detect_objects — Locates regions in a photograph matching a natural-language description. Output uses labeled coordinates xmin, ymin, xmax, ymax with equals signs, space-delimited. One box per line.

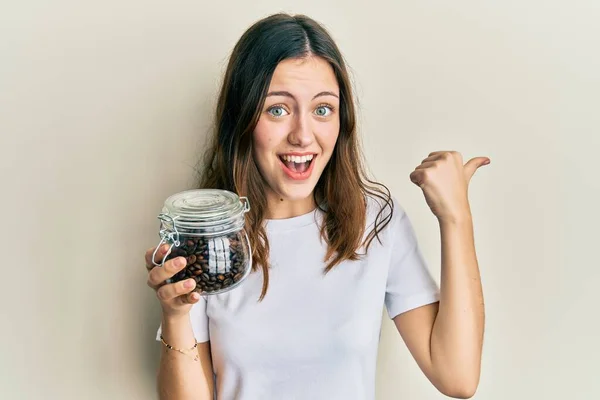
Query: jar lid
xmin=160 ymin=189 xmax=250 ymax=235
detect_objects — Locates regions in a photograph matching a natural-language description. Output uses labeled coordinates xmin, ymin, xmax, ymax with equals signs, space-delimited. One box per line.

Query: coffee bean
xmin=160 ymin=232 xmax=249 ymax=294
xmin=172 ymin=248 xmax=186 ymax=257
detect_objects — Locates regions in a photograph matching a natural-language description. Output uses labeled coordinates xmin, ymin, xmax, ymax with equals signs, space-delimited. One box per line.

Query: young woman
xmin=146 ymin=13 xmax=488 ymax=400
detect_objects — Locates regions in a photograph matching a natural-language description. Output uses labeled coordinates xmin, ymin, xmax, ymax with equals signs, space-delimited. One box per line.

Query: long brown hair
xmin=200 ymin=13 xmax=393 ymax=300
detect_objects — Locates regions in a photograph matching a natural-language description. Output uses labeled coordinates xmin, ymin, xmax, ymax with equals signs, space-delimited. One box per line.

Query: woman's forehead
xmin=268 ymin=57 xmax=339 ymax=97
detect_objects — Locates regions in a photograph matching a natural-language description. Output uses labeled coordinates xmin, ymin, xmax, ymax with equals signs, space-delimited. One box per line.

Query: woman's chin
xmin=274 ymin=184 xmax=317 ymax=203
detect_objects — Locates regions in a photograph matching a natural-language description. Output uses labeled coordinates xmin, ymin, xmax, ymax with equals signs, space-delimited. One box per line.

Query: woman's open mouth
xmin=278 ymin=154 xmax=316 ymax=180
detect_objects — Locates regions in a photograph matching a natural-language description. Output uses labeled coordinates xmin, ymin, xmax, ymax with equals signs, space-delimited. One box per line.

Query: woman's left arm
xmin=394 ymin=151 xmax=489 ymax=399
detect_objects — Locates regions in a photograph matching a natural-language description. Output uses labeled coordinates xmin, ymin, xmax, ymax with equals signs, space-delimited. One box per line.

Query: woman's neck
xmin=265 ymin=192 xmax=317 ymax=219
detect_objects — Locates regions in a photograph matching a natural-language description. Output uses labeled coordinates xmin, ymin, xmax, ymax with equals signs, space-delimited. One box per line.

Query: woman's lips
xmin=278 ymin=155 xmax=316 ymax=181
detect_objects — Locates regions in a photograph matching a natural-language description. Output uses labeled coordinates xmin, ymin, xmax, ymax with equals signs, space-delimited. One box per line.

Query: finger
xmin=145 ymin=243 xmax=171 ymax=268
xmin=415 ymin=161 xmax=437 ymax=170
xmin=427 ymin=150 xmax=453 ymax=157
xmin=156 ymin=278 xmax=197 ymax=302
xmin=421 ymin=154 xmax=444 ymax=164
xmin=464 ymin=157 xmax=490 ymax=181
xmin=177 ymin=291 xmax=201 ymax=306
xmin=409 ymin=169 xmax=426 ymax=188
xmin=147 ymin=256 xmax=187 ymax=288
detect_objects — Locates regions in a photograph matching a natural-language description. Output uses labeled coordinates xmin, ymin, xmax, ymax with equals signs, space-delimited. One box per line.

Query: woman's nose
xmin=287 ymin=114 xmax=314 ymax=147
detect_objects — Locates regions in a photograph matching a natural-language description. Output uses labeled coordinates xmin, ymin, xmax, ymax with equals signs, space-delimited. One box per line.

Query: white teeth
xmin=282 ymin=154 xmax=314 ymax=163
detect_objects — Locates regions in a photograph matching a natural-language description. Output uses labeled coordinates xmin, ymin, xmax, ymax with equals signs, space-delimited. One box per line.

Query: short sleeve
xmin=155 ymin=295 xmax=210 ymax=343
xmin=385 ymin=202 xmax=440 ymax=319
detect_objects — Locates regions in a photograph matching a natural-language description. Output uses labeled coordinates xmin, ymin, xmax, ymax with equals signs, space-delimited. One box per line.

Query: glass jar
xmin=152 ymin=189 xmax=252 ymax=295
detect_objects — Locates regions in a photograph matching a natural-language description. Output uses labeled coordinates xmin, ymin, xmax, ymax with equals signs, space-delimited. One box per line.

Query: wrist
xmin=160 ymin=312 xmax=196 ymax=347
xmin=159 ymin=313 xmax=199 ymax=361
xmin=437 ymin=206 xmax=472 ymax=225
xmin=161 ymin=311 xmax=191 ymax=326
xmin=438 ymin=213 xmax=472 ymax=224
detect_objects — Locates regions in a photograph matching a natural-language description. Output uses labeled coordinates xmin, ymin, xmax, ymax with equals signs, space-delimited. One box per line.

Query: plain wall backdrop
xmin=1 ymin=1 xmax=598 ymax=399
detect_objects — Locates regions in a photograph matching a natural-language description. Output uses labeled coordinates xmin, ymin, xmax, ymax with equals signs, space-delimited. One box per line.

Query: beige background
xmin=1 ymin=1 xmax=598 ymax=399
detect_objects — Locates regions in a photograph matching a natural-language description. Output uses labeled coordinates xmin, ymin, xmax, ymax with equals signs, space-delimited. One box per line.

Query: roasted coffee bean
xmin=162 ymin=232 xmax=250 ymax=294
xmin=171 ymin=248 xmax=186 ymax=257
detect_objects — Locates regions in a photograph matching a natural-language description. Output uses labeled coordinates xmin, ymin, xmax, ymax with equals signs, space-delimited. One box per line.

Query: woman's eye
xmin=315 ymin=105 xmax=333 ymax=117
xmin=267 ymin=106 xmax=289 ymax=118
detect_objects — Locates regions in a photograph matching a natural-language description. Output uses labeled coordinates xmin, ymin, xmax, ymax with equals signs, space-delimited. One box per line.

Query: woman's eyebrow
xmin=266 ymin=90 xmax=339 ymax=100
xmin=312 ymin=91 xmax=339 ymax=100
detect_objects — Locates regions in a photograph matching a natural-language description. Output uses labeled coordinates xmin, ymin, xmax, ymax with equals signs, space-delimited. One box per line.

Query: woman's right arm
xmin=157 ymin=315 xmax=214 ymax=399
xmin=146 ymin=245 xmax=214 ymax=400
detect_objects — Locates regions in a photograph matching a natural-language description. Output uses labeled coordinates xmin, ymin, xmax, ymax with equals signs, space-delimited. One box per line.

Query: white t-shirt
xmin=156 ymin=196 xmax=440 ymax=399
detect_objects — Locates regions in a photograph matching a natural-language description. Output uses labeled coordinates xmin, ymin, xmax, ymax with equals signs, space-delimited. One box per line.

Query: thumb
xmin=464 ymin=157 xmax=490 ymax=181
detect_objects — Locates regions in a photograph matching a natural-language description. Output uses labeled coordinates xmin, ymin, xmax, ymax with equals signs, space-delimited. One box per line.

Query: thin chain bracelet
xmin=160 ymin=334 xmax=199 ymax=362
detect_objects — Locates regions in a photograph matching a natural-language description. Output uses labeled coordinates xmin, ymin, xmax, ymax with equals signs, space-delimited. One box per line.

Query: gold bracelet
xmin=160 ymin=334 xmax=199 ymax=362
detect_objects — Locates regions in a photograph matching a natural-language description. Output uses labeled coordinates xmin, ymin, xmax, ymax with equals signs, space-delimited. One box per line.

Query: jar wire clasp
xmin=152 ymin=213 xmax=181 ymax=267
xmin=240 ymin=196 xmax=250 ymax=213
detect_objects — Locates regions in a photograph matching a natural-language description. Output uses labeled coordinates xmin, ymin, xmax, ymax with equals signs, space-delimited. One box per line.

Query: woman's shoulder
xmin=362 ymin=192 xmax=418 ymax=254
xmin=364 ymin=191 xmax=407 ymax=227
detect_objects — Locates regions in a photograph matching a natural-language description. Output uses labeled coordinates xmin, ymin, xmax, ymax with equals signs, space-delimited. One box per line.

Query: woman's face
xmin=252 ymin=56 xmax=340 ymax=212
